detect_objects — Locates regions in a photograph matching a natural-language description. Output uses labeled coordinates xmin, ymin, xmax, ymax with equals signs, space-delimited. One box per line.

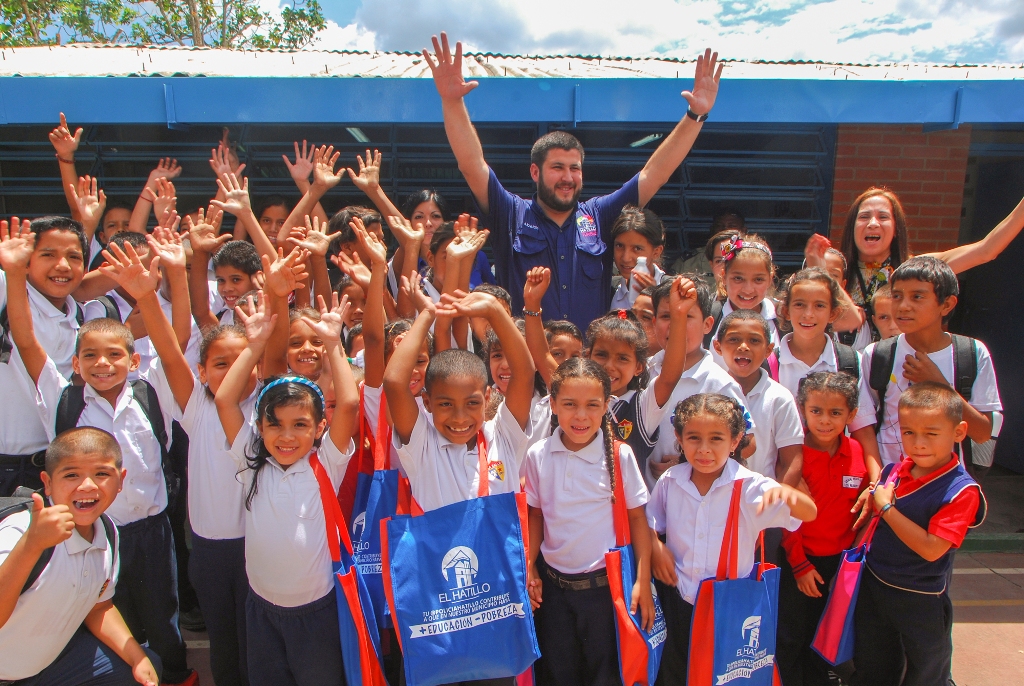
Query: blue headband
xmin=256 ymin=376 xmax=326 ymax=411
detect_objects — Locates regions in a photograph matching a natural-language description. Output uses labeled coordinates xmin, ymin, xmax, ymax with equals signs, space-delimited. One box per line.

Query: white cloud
xmin=303 ymin=0 xmax=1024 ymax=64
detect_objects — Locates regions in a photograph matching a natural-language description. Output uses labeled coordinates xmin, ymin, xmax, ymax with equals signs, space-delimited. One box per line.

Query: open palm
xmin=0 ymin=218 xmax=35 ymax=271
xmin=424 ymin=32 xmax=479 ymax=102
xmin=682 ymin=48 xmax=724 ymax=115
xmin=100 ymin=242 xmax=161 ymax=299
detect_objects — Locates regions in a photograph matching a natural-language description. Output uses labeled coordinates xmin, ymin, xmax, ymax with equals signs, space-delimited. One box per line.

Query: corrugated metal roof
xmin=0 ymin=43 xmax=1021 ymax=80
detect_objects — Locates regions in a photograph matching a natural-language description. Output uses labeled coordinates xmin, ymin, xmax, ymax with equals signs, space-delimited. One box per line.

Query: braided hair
xmin=549 ymin=357 xmax=617 ymax=498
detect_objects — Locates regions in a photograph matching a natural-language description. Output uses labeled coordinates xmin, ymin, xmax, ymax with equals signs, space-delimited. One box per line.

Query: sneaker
xmin=162 ymin=669 xmax=199 ymax=686
xmin=178 ymin=606 xmax=206 ymax=632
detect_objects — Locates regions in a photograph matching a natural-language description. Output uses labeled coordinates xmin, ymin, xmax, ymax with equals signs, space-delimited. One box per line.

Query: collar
xmin=83 ymin=380 xmax=133 ymax=416
xmin=63 ymin=517 xmax=109 ymax=556
xmin=528 ymin=197 xmax=578 ymax=231
xmin=668 ymin=456 xmax=745 ymax=495
xmin=550 ymin=427 xmax=605 ymax=464
xmin=681 ymin=349 xmax=714 ymax=380
xmin=722 ymin=298 xmax=776 ymax=321
xmin=421 ymin=278 xmax=441 ymax=302
xmin=778 ymin=333 xmax=837 ymax=369
xmin=894 ymin=453 xmax=961 ymax=496
xmin=27 ymin=281 xmax=80 ymax=328
xmin=803 ymin=434 xmax=852 ymax=462
xmin=745 ymin=368 xmax=771 ymax=399
xmin=267 ymin=452 xmax=313 ymax=475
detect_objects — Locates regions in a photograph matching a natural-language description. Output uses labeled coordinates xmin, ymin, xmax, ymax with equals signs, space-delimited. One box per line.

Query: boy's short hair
xmin=545 ymin=319 xmax=583 ymax=343
xmin=717 ymin=309 xmax=772 ymax=343
xmin=472 ymin=283 xmax=512 ymax=312
xmin=891 ymin=255 xmax=959 ymax=309
xmin=345 ymin=322 xmax=363 ymax=352
xmin=651 ymin=273 xmax=715 ymax=319
xmin=46 ymin=427 xmax=122 ymax=473
xmin=899 ymin=381 xmax=964 ymax=425
xmin=76 ymin=318 xmax=135 ymax=356
xmin=32 ymin=216 xmax=89 ymax=262
xmin=212 ymin=240 xmax=261 ymax=276
xmin=424 ymin=348 xmax=488 ymax=393
xmin=106 ymin=231 xmax=148 ymax=254
xmin=871 ymin=283 xmax=892 ymax=303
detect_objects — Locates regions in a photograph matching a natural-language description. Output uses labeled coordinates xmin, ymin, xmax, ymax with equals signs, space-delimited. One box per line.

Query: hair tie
xmin=721 ymin=235 xmax=773 ymax=262
xmin=617 ymin=309 xmax=629 ymax=320
xmin=256 ymin=376 xmax=326 ymax=412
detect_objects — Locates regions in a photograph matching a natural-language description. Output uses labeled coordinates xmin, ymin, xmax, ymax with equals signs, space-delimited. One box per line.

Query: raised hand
xmin=235 ymin=292 xmax=276 ymax=345
xmin=24 ymin=493 xmax=74 ymax=553
xmin=437 ymin=290 xmax=497 ymax=319
xmin=346 ymin=149 xmax=382 ymax=192
xmin=312 ymin=145 xmax=345 ymax=191
xmin=669 ymin=276 xmax=698 ymax=316
xmin=148 ymin=227 xmax=187 ymax=270
xmin=210 ymin=134 xmax=245 ymax=178
xmin=283 ymin=139 xmax=315 ymax=185
xmin=143 ymin=178 xmax=177 ymax=222
xmin=302 ymin=292 xmax=351 ymax=346
xmin=523 ymin=266 xmax=551 ymax=311
xmin=48 ymin=113 xmax=82 ymax=159
xmin=146 ymin=158 xmax=182 ymax=188
xmin=263 ymin=248 xmax=309 ymax=298
xmin=287 ymin=215 xmax=331 ymax=256
xmin=332 ymin=250 xmax=372 ymax=292
xmin=100 ymin=241 xmax=161 ymax=299
xmin=423 ymin=32 xmax=479 ymax=102
xmin=386 ymin=214 xmax=425 ymax=248
xmin=211 ymin=173 xmax=252 ymax=217
xmin=353 ymin=217 xmax=388 ymax=266
xmin=0 ymin=217 xmax=35 ymax=272
xmin=447 ymin=229 xmax=488 ymax=262
xmin=681 ymin=48 xmax=724 ymax=115
xmin=187 ymin=208 xmax=230 ymax=254
xmin=70 ymin=176 xmax=107 ymax=229
xmin=401 ymin=272 xmax=435 ymax=315
xmin=156 ymin=208 xmax=181 ymax=234
xmin=804 ymin=233 xmax=831 ymax=269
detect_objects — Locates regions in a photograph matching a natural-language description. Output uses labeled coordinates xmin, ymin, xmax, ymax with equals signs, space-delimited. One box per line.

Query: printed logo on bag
xmin=352 ymin=511 xmax=379 ymax=573
xmin=742 ymin=616 xmax=761 ymax=650
xmin=617 ymin=419 xmax=633 ymax=440
xmin=407 ymin=545 xmax=527 ymax=639
xmin=352 ymin=511 xmax=366 ymax=539
xmin=715 ymin=615 xmax=773 ymax=685
xmin=487 ymin=460 xmax=505 ymax=482
xmin=577 ymin=214 xmax=598 ymax=238
xmin=648 ymin=582 xmax=668 ymax=649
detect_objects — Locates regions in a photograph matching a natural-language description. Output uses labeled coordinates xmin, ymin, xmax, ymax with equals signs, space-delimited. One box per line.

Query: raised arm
xmin=424 ymin=33 xmax=490 ymax=210
xmin=146 ymin=227 xmax=193 ymax=354
xmin=286 ymin=215 xmax=332 ymax=307
xmin=384 ymin=276 xmax=436 ymax=443
xmin=186 ymin=209 xmax=232 ymax=331
xmin=49 ymin=113 xmax=83 ymax=222
xmin=260 ymin=248 xmax=310 ymax=378
xmin=0 ymin=219 xmax=47 ymax=384
xmin=652 ymin=276 xmax=696 ymax=407
xmin=522 ymin=267 xmax=558 ymax=385
xmin=303 ymin=293 xmax=360 ymax=449
xmin=386 ymin=215 xmax=426 ymax=318
xmin=930 ymin=193 xmax=1024 ymax=274
xmin=352 ymin=221 xmax=390 ymax=388
xmin=216 ymin=294 xmax=276 ymax=445
xmin=347 ymin=149 xmax=404 ymax=223
xmin=277 ymin=145 xmax=345 ymax=249
xmin=637 ymin=49 xmax=723 ymax=207
xmin=99 ymin=241 xmax=194 ymax=411
xmin=282 ymin=140 xmax=329 ymax=226
xmin=128 ymin=160 xmax=181 ymax=235
xmin=212 ymin=173 xmax=277 ymax=260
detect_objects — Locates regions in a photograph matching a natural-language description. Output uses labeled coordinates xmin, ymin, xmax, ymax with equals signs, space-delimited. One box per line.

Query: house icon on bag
xmin=742 ymin=616 xmax=761 ymax=650
xmin=442 ymin=546 xmax=479 ymax=588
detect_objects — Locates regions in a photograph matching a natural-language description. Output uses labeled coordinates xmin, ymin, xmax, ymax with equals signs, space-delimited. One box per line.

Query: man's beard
xmin=537 ymin=176 xmax=581 ymax=213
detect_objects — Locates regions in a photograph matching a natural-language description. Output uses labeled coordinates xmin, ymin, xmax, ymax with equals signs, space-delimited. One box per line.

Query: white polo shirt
xmin=229 ymin=425 xmax=355 ymax=607
xmin=647 ymin=349 xmax=664 ymax=379
xmin=862 ymin=334 xmax=1002 ymax=466
xmin=34 ymin=357 xmax=178 ymax=526
xmin=0 ymin=272 xmax=81 ymax=455
xmin=360 ymin=383 xmax=410 ymax=476
xmin=710 ymin=299 xmax=781 ymax=370
xmin=181 ymin=383 xmax=256 ymax=540
xmin=525 ymin=392 xmax=553 ymax=454
xmin=743 ymin=369 xmax=805 ymax=478
xmin=395 ymin=400 xmax=529 ymax=513
xmin=524 ymin=430 xmax=648 ymax=574
xmin=647 ymin=350 xmax=752 ymax=488
xmin=0 ymin=510 xmax=118 ymax=680
xmin=775 ymin=334 xmax=876 ymax=434
xmin=646 ymin=459 xmax=799 ymax=604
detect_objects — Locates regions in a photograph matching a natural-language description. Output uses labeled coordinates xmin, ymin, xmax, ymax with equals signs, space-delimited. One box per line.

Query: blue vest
xmin=867 ymin=460 xmax=985 ymax=593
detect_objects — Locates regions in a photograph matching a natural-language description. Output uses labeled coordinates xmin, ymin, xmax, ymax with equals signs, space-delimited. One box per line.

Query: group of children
xmin=0 ymin=125 xmax=998 ymax=686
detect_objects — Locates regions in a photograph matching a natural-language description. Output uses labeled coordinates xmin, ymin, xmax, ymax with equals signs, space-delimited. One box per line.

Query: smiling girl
xmin=609 ymin=206 xmax=667 ymax=311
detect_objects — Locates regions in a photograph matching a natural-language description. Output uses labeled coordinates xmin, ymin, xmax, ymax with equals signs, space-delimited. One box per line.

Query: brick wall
xmin=829 ymin=124 xmax=972 ymax=253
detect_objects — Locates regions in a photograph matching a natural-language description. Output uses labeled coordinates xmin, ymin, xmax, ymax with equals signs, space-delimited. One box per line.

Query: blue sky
xmin=291 ymin=0 xmax=1024 ymax=64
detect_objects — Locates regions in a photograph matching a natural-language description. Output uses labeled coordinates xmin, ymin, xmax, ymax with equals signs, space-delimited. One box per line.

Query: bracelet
xmin=522 ymin=308 xmax=542 ymax=318
xmin=879 ymin=502 xmax=894 ymax=518
xmin=685 ymin=107 xmax=709 ymax=123
xmin=55 ymin=154 xmax=75 ymax=165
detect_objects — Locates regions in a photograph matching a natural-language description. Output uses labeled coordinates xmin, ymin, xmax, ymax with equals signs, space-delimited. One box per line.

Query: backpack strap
xmin=95 ymin=295 xmax=121 ymax=322
xmin=99 ymin=513 xmax=118 ymax=576
xmin=950 ymin=334 xmax=977 ymax=403
xmin=832 ymin=337 xmax=861 ymax=383
xmin=55 ymin=385 xmax=88 ymax=437
xmin=764 ymin=350 xmax=780 ymax=382
xmin=75 ymin=303 xmax=85 ymax=327
xmin=0 ymin=305 xmax=11 ymax=364
xmin=129 ymin=379 xmax=178 ymax=500
xmin=0 ymin=490 xmax=56 ymax=594
xmin=702 ymin=299 xmax=725 ymax=349
xmin=869 ymin=337 xmax=899 ymax=429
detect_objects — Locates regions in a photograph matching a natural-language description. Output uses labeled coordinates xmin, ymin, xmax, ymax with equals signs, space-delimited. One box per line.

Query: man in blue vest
xmin=423 ymin=32 xmax=723 ymax=332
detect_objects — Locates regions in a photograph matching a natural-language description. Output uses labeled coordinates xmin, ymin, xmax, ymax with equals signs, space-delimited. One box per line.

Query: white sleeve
xmin=848 ymin=351 xmax=878 ymax=433
xmin=969 ymin=342 xmax=1002 ymax=413
xmin=138 ymin=357 xmax=185 ymax=428
xmin=228 ymin=421 xmax=256 ymax=470
xmin=745 ymin=473 xmax=801 ymax=532
xmin=394 ymin=412 xmax=431 ymax=484
xmin=0 ymin=511 xmax=29 ymax=566
xmin=318 ymin=432 xmax=356 ymax=489
xmin=362 ymin=384 xmax=383 ymax=441
xmin=717 ymin=377 xmax=757 ymax=432
xmin=645 ymin=475 xmax=668 ymax=533
xmin=617 ymin=443 xmax=650 ymax=507
xmin=493 ymin=400 xmax=531 ymax=472
xmin=33 ymin=356 xmax=69 ymax=442
xmin=637 ymin=382 xmax=669 ymax=446
xmin=773 ymin=391 xmax=805 ymax=449
xmin=81 ymin=299 xmax=109 ymax=322
xmin=523 ymin=442 xmax=543 ymax=509
xmin=99 ymin=524 xmax=119 ymax=603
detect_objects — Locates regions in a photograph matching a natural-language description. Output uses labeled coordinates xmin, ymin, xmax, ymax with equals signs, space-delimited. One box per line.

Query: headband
xmin=721 ymin=235 xmax=773 ymax=262
xmin=256 ymin=376 xmax=326 ymax=411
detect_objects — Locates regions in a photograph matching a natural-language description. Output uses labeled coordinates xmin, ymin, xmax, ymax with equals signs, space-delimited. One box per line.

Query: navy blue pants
xmin=245 ymin=587 xmax=346 ymax=686
xmin=533 ymin=561 xmax=620 ymax=686
xmin=113 ymin=511 xmax=189 ymax=683
xmin=777 ymin=552 xmax=844 ymax=686
xmin=850 ymin=570 xmax=953 ymax=686
xmin=189 ymin=535 xmax=248 ymax=686
xmin=0 ymin=453 xmax=43 ymax=496
xmin=16 ymin=627 xmax=161 ymax=686
xmin=653 ymin=579 xmax=694 ymax=686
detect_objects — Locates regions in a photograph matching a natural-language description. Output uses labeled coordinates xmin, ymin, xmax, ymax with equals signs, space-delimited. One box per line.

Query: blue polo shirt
xmin=482 ymin=168 xmax=640 ymax=331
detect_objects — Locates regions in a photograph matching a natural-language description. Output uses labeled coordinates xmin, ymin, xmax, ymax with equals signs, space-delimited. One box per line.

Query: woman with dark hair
xmin=402 ymin=188 xmax=494 ymax=290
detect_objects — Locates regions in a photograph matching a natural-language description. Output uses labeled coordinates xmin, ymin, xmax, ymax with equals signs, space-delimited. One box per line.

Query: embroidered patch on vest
xmin=617 ymin=419 xmax=633 ymax=440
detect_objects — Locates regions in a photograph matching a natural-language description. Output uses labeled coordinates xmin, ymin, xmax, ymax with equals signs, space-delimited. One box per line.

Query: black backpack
xmin=0 ymin=486 xmax=118 ymax=594
xmin=0 ymin=303 xmax=88 ymax=365
xmin=93 ymin=295 xmax=123 ymax=322
xmin=54 ymin=380 xmax=179 ymax=500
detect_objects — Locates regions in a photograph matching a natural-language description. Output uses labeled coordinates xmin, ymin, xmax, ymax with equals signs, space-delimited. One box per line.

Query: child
xmin=4 ymin=235 xmax=196 ymax=684
xmin=610 ymin=206 xmax=667 ymax=311
xmin=545 ymin=319 xmax=583 ymax=367
xmin=0 ymin=217 xmax=88 ymax=495
xmin=384 ymin=287 xmax=534 ymax=512
xmin=712 ymin=310 xmax=804 ymax=485
xmin=862 ymin=256 xmax=1001 ymax=467
xmin=88 ymin=200 xmax=134 ymax=271
xmin=775 ymin=267 xmax=882 ymax=479
xmin=645 ymin=276 xmax=753 ymax=487
xmin=215 ymin=291 xmax=360 ymax=686
xmin=524 ymin=358 xmax=653 ymax=685
xmin=0 ymin=427 xmax=160 ymax=686
xmin=648 ymin=393 xmax=817 ymax=684
xmin=777 ymin=372 xmax=868 ymax=686
xmin=190 ymin=221 xmax=263 ymax=329
xmin=851 ymin=382 xmax=985 ymax=686
xmin=632 ymin=285 xmax=660 ymax=356
xmin=869 ymin=284 xmax=901 ymax=340
xmin=709 ymin=234 xmax=781 ymax=368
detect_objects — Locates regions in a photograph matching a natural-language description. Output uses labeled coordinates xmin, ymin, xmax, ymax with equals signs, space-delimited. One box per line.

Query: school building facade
xmin=0 ymin=45 xmax=1022 ymax=469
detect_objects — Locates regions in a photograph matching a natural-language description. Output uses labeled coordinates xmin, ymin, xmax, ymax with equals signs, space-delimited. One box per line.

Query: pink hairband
xmin=721 ymin=235 xmax=773 ymax=262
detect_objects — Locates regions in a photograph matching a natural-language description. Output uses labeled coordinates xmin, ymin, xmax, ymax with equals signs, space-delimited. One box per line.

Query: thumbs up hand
xmin=24 ymin=493 xmax=75 ymax=553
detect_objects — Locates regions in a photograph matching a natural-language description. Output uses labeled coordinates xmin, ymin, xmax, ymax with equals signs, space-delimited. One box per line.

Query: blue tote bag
xmin=380 ymin=435 xmax=541 ymax=686
xmin=688 ymin=480 xmax=782 ymax=686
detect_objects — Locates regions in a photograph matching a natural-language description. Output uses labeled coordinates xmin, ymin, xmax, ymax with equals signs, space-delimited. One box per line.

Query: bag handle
xmin=611 ymin=440 xmax=630 ymax=547
xmin=715 ymin=479 xmax=745 ymax=581
xmin=311 ymin=451 xmax=355 ymax=562
xmin=373 ymin=390 xmax=393 ymax=472
xmin=860 ymin=465 xmax=901 ymax=549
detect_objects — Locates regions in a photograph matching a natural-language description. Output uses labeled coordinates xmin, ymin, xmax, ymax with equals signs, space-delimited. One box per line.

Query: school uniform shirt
xmin=360 ymin=383 xmax=412 ymax=476
xmin=34 ymin=356 xmax=179 ymax=526
xmin=775 ymin=333 xmax=876 ymax=435
xmin=743 ymin=369 xmax=805 ymax=478
xmin=609 ymin=263 xmax=667 ymax=312
xmin=710 ymin=299 xmax=781 ymax=370
xmin=0 ymin=509 xmax=119 ymax=680
xmin=647 ymin=349 xmax=664 ymax=379
xmin=886 ymin=454 xmax=980 ymax=547
xmin=781 ymin=436 xmax=868 ymax=577
xmin=182 ymin=382 xmax=257 ymax=540
xmin=646 ymin=350 xmax=753 ymax=489
xmin=611 ymin=383 xmax=671 ymax=480
xmin=228 ymin=426 xmax=355 ymax=607
xmin=0 ymin=272 xmax=81 ymax=455
xmin=394 ymin=400 xmax=529 ymax=512
xmin=646 ymin=459 xmax=800 ymax=604
xmin=524 ymin=430 xmax=648 ymax=574
xmin=862 ymin=334 xmax=1002 ymax=466
xmin=525 ymin=392 xmax=553 ymax=454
